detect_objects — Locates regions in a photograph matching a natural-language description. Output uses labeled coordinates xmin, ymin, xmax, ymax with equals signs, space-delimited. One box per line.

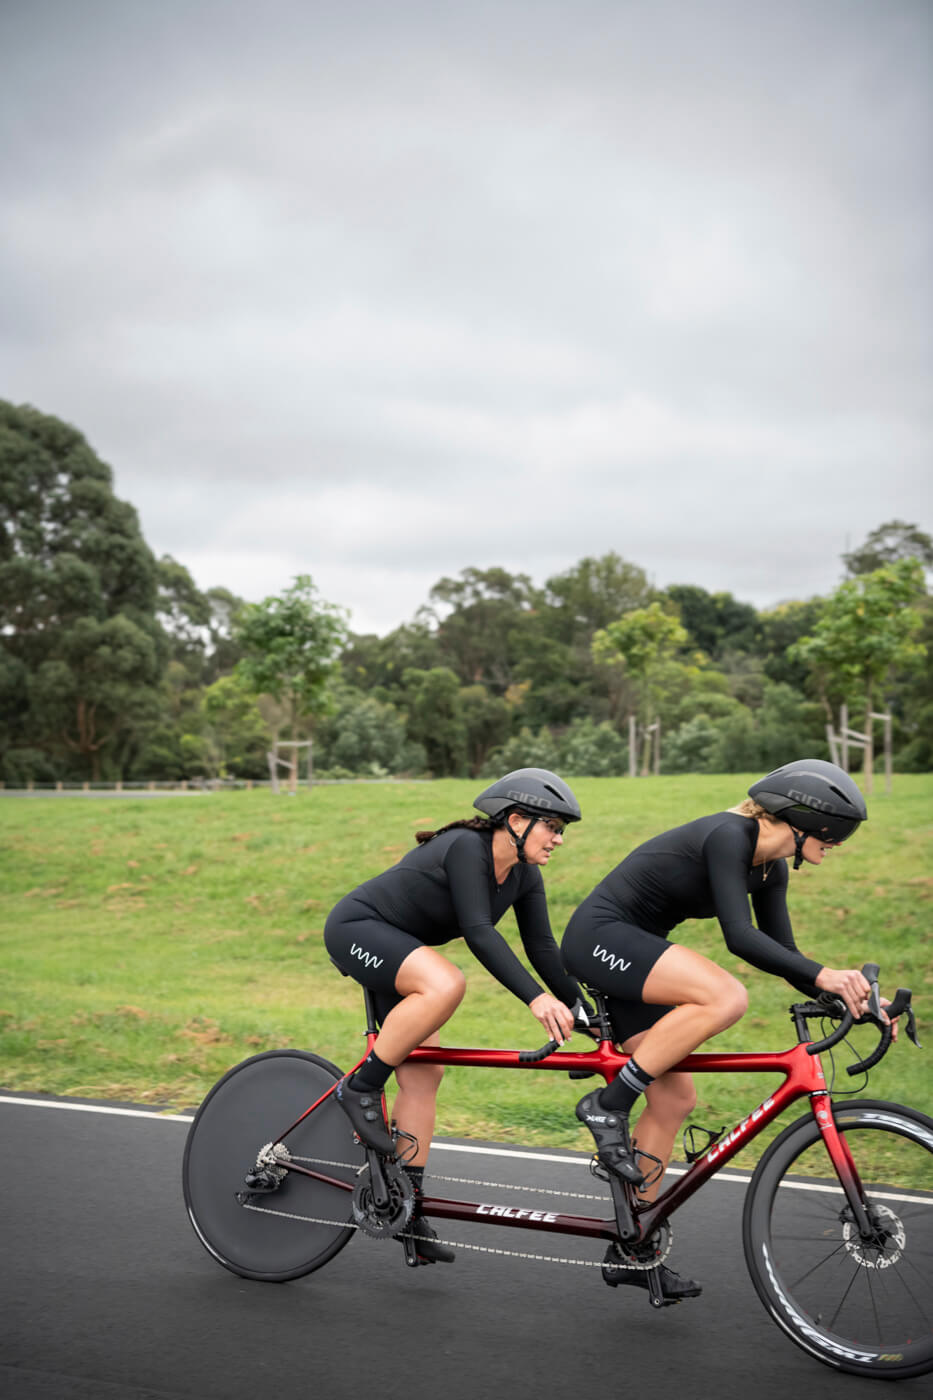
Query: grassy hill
xmin=2 ymin=774 xmax=930 ymax=1165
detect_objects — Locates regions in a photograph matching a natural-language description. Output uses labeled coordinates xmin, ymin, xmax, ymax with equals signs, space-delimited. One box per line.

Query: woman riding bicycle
xmin=324 ymin=767 xmax=586 ymax=1265
xmin=562 ymin=758 xmax=875 ymax=1302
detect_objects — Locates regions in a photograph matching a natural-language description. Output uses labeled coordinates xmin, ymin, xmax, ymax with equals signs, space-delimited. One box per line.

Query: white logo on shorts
xmin=592 ymin=944 xmax=631 ymax=974
xmin=351 ymin=943 xmax=383 ymax=970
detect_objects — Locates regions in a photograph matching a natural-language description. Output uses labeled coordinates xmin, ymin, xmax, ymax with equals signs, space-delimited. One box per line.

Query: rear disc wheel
xmin=183 ymin=1049 xmax=365 ymax=1281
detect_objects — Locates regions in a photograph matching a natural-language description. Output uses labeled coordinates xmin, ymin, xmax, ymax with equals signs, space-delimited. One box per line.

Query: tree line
xmin=1 ymin=399 xmax=930 ymax=786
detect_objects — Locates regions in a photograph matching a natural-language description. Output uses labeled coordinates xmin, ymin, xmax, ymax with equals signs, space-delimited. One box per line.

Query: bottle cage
xmin=682 ymin=1123 xmax=726 ymax=1164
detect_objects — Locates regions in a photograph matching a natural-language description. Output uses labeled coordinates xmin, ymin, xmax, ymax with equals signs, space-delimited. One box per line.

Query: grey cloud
xmin=0 ymin=0 xmax=930 ymax=636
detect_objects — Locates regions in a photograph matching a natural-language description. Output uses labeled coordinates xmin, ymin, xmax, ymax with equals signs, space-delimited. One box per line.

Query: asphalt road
xmin=0 ymin=1093 xmax=918 ymax=1399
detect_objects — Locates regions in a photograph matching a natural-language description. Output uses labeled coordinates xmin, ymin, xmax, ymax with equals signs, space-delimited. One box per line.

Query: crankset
xmin=351 ymin=1151 xmax=414 ymax=1240
xmin=606 ymin=1219 xmax=675 ymax=1310
xmin=608 ymin=1218 xmax=673 ymax=1272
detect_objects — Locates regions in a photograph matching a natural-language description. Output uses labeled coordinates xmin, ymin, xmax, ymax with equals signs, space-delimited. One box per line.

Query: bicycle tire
xmin=742 ymin=1098 xmax=933 ymax=1380
xmin=183 ymin=1049 xmax=365 ymax=1281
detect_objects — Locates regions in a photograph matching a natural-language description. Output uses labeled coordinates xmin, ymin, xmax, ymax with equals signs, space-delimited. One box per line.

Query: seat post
xmin=363 ymin=985 xmax=379 ymax=1036
xmin=583 ymin=985 xmax=615 ymax=1040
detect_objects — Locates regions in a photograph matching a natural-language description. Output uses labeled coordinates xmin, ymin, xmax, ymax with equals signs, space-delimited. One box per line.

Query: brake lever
xmin=861 ymin=961 xmax=883 ymax=1021
xmin=906 ymin=1005 xmax=922 ymax=1048
xmin=884 ymin=987 xmax=921 ymax=1047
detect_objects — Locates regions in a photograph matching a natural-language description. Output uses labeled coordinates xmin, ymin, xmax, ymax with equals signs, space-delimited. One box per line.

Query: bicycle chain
xmin=289 ymin=1154 xmax=611 ymax=1203
xmin=244 ymin=1157 xmax=669 ymax=1271
xmin=241 ymin=1199 xmax=613 ymax=1268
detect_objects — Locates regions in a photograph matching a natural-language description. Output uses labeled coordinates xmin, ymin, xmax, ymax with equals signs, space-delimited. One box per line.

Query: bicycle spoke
xmin=743 ymin=1100 xmax=933 ymax=1380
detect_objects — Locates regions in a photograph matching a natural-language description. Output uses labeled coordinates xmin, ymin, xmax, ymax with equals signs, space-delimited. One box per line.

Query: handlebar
xmin=799 ymin=962 xmax=919 ymax=1077
xmin=518 ymin=1038 xmax=562 ymax=1063
xmin=521 ymin=966 xmax=920 ymax=1075
xmin=518 ymin=1003 xmax=602 ymax=1062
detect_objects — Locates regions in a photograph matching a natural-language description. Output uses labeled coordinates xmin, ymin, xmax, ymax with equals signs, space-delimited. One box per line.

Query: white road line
xmin=0 ymin=1093 xmax=731 ymax=1176
xmin=1 ymin=1094 xmax=193 ymax=1122
xmin=3 ymin=1094 xmax=929 ymax=1204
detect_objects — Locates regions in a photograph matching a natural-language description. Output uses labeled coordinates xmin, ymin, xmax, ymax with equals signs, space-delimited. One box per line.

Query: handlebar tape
xmin=847 ymin=1020 xmax=893 ymax=1076
xmin=518 ymin=1039 xmax=561 ymax=1063
xmin=807 ymin=1006 xmax=854 ymax=1055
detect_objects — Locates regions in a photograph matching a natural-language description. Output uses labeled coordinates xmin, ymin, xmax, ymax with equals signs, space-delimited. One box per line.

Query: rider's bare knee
xmin=423 ymin=963 xmax=466 ymax=1017
xmin=717 ymin=977 xmax=748 ymax=1030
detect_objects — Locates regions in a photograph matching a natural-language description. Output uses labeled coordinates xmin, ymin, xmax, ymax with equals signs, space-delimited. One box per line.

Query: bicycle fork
xmin=810 ymin=1091 xmax=874 ymax=1238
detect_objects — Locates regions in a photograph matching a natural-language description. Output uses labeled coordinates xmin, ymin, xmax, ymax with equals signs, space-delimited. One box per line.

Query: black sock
xmin=601 ymin=1056 xmax=655 ymax=1114
xmin=349 ymin=1049 xmax=394 ymax=1092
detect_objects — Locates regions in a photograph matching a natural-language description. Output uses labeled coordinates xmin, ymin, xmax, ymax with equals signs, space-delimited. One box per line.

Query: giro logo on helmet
xmin=506 ymin=789 xmax=553 ymax=809
xmin=788 ymin=788 xmax=832 ymax=811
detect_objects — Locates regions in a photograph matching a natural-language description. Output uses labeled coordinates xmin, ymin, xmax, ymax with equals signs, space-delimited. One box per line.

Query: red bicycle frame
xmin=400 ymin=1034 xmax=863 ymax=1243
xmin=265 ymin=989 xmax=866 ymax=1249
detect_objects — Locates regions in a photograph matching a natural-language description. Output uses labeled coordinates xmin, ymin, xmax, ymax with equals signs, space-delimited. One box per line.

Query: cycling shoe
xmin=602 ymin=1244 xmax=702 ymax=1300
xmin=334 ymin=1077 xmax=395 ymax=1154
xmin=575 ymin=1091 xmax=644 ymax=1185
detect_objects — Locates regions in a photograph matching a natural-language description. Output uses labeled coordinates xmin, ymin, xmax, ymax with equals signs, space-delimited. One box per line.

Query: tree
xmin=201 ymin=674 xmax=276 ymax=778
xmin=234 ymin=575 xmax=349 ymax=790
xmin=313 ymin=685 xmax=422 ymax=776
xmin=592 ymin=603 xmax=688 ymax=773
xmin=458 ymin=683 xmax=512 ymax=777
xmin=203 ymin=586 xmax=248 ymax=682
xmin=757 ymin=598 xmax=826 ymax=690
xmin=155 ymin=555 xmax=212 ymax=681
xmin=29 ymin=614 xmax=163 ymax=779
xmin=400 ymin=667 xmax=467 ymax=777
xmin=340 ymin=616 xmax=440 ymax=703
xmin=665 ymin=584 xmax=759 ymax=657
xmin=789 ymin=560 xmax=927 ymax=791
xmin=0 ymin=400 xmax=164 ymax=779
xmin=843 ymin=520 xmax=933 ymax=578
xmin=427 ymin=566 xmax=539 ymax=692
xmin=558 ymin=716 xmax=628 ymax=776
xmin=545 ymin=553 xmax=655 ymax=642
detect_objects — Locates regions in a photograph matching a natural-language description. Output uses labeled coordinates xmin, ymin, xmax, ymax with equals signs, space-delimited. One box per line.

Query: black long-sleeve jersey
xmin=340 ymin=826 xmax=580 ymax=1006
xmin=576 ymin=811 xmax=823 ymax=992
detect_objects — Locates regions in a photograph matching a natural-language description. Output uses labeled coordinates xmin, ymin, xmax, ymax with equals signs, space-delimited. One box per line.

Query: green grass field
xmin=2 ymin=775 xmax=931 ymax=1171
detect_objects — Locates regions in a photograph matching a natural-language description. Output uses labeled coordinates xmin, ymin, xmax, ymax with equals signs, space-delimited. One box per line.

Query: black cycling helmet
xmin=748 ymin=758 xmax=867 ymax=868
xmin=474 ymin=768 xmax=581 ymax=861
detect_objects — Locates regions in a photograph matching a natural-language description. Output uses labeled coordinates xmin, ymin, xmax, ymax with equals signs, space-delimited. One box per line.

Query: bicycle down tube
xmin=402 ymin=1039 xmax=844 ymax=1242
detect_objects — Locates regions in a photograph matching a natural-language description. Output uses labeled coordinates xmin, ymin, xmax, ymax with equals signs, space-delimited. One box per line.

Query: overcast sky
xmin=1 ymin=0 xmax=931 ymax=635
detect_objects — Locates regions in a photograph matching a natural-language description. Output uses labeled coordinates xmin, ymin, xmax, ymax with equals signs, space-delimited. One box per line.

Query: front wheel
xmin=183 ymin=1049 xmax=366 ymax=1281
xmin=743 ymin=1099 xmax=933 ymax=1380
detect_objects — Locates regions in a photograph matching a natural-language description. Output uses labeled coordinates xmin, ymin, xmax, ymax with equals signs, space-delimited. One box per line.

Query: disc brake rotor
xmin=842 ymin=1202 xmax=906 ymax=1269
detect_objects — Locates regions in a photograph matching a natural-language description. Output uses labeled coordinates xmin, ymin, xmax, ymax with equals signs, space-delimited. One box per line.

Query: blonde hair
xmin=728 ymin=798 xmax=774 ymax=820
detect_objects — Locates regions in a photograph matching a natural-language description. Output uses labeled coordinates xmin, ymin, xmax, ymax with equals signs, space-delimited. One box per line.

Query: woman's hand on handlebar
xmin=815 ymin=966 xmax=873 ymax=1022
xmin=528 ymin=993 xmax=575 ymax=1045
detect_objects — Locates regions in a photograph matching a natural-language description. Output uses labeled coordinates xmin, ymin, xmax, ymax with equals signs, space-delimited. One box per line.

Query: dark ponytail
xmin=415 ymin=815 xmax=499 ymax=845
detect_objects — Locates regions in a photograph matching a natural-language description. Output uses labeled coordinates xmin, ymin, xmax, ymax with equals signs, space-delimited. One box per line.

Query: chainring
xmin=351 ymin=1160 xmax=415 ymax=1240
xmin=608 ymin=1218 xmax=673 ymax=1271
